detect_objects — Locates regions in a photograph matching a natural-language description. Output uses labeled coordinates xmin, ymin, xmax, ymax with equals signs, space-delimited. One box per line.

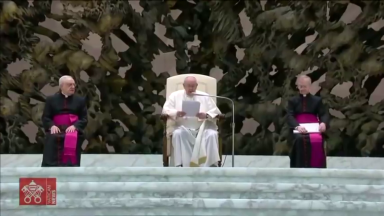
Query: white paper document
xmin=182 ymin=100 xmax=200 ymax=117
xmin=293 ymin=123 xmax=320 ymax=133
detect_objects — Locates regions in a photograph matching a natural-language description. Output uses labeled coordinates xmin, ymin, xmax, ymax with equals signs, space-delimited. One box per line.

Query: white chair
xmin=160 ymin=74 xmax=224 ymax=167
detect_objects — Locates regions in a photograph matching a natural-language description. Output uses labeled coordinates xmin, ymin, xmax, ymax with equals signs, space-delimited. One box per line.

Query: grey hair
xmin=296 ymin=74 xmax=312 ymax=84
xmin=183 ymin=76 xmax=197 ymax=83
xmin=59 ymin=75 xmax=74 ymax=87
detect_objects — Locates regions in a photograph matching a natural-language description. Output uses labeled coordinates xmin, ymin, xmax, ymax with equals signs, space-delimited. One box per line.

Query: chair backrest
xmin=166 ymin=74 xmax=217 ymax=102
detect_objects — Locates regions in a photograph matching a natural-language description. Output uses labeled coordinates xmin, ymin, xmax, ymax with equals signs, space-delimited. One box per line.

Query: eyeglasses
xmin=66 ymin=83 xmax=76 ymax=87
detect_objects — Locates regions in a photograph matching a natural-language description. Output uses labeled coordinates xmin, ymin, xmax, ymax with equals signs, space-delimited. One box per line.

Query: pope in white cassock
xmin=162 ymin=76 xmax=222 ymax=167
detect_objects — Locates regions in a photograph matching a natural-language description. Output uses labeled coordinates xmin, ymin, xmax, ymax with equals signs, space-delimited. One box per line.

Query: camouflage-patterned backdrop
xmin=1 ymin=0 xmax=383 ymax=157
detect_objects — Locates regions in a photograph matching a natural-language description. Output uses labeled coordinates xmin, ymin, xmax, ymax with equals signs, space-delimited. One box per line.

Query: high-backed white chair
xmin=161 ymin=74 xmax=224 ymax=167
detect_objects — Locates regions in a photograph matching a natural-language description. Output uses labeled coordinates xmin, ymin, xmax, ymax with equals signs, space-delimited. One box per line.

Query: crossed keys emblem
xmin=21 ymin=180 xmax=44 ymax=203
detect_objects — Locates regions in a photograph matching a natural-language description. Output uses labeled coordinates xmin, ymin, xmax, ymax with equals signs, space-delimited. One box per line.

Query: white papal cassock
xmin=162 ymin=90 xmax=221 ymax=167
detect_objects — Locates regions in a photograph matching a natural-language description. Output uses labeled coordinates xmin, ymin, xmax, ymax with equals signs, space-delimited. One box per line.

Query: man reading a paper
xmin=162 ymin=76 xmax=221 ymax=167
xmin=287 ymin=75 xmax=330 ymax=168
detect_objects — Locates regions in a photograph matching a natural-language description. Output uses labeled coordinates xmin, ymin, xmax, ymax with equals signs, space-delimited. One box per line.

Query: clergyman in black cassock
xmin=41 ymin=76 xmax=88 ymax=167
xmin=287 ymin=75 xmax=330 ymax=168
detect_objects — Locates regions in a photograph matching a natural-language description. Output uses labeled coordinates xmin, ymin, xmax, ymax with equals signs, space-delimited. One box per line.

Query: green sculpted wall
xmin=1 ymin=1 xmax=383 ymax=156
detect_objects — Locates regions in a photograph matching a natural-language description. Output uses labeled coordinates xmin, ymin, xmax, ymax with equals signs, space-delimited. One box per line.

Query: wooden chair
xmin=160 ymin=74 xmax=224 ymax=167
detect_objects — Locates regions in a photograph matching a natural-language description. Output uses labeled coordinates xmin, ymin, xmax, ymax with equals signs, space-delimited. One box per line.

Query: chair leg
xmin=163 ymin=135 xmax=169 ymax=167
xmin=218 ymin=161 xmax=222 ymax=167
xmin=163 ymin=156 xmax=169 ymax=167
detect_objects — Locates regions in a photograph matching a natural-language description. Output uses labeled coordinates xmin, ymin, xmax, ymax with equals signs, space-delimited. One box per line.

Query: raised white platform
xmin=1 ymin=167 xmax=384 ymax=216
xmin=1 ymin=154 xmax=384 ymax=169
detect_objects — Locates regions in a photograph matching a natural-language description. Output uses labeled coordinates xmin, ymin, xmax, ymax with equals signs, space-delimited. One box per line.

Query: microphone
xmin=193 ymin=93 xmax=235 ymax=167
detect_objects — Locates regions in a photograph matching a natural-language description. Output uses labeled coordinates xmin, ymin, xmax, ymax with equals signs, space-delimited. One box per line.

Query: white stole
xmin=190 ymin=120 xmax=209 ymax=167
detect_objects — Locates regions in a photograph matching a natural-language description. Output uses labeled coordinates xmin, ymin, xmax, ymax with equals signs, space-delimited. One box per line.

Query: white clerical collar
xmin=61 ymin=92 xmax=69 ymax=98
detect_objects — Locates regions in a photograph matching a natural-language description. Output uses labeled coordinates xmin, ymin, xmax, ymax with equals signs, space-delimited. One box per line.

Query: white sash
xmin=190 ymin=120 xmax=208 ymax=167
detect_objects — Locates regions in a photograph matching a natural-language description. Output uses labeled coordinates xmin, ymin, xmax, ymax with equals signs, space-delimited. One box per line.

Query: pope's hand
xmin=196 ymin=112 xmax=207 ymax=119
xmin=176 ymin=111 xmax=186 ymax=117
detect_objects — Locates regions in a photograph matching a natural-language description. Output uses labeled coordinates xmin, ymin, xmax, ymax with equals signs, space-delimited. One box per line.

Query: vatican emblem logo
xmin=20 ymin=180 xmax=44 ymax=204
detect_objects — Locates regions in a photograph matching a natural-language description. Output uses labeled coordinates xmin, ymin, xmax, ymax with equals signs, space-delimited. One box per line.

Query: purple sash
xmin=53 ymin=114 xmax=78 ymax=165
xmin=295 ymin=113 xmax=325 ymax=167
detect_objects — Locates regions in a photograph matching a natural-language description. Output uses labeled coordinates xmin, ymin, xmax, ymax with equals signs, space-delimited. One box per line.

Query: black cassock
xmin=286 ymin=94 xmax=330 ymax=168
xmin=41 ymin=92 xmax=88 ymax=167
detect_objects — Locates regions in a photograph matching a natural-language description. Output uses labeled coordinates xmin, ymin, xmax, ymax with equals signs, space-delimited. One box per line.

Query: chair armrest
xmin=160 ymin=114 xmax=168 ymax=121
xmin=216 ymin=114 xmax=225 ymax=120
